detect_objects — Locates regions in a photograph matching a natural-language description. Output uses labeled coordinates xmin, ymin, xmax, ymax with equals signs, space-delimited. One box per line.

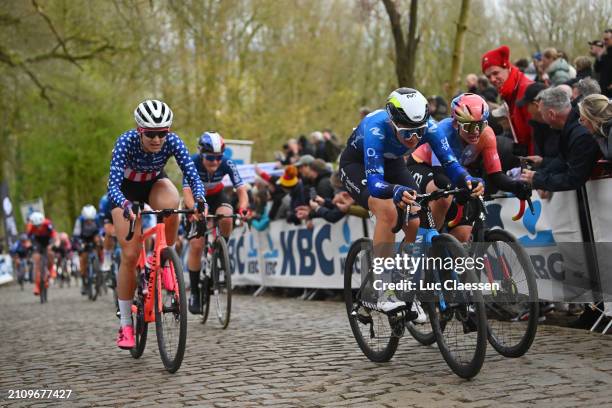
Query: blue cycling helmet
xmin=198 ymin=131 xmax=225 ymax=155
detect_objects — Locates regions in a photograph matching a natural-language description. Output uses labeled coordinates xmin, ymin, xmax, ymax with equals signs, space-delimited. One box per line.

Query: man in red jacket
xmin=482 ymin=45 xmax=535 ymax=154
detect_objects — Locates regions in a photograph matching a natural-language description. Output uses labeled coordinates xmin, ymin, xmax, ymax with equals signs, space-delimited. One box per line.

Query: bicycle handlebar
xmin=126 ymin=203 xmax=197 ymax=241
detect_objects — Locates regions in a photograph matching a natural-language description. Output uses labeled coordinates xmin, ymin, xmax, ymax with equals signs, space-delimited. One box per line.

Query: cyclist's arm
xmin=236 ymin=185 xmax=249 ymax=211
xmin=108 ymin=134 xmax=130 ymax=207
xmin=183 ymin=186 xmax=195 ymax=210
xmin=225 ymin=159 xmax=248 ymax=210
xmin=170 ymin=136 xmax=206 ymax=201
xmin=363 ymin=127 xmax=397 ymax=199
xmin=426 ymin=122 xmax=471 ymax=186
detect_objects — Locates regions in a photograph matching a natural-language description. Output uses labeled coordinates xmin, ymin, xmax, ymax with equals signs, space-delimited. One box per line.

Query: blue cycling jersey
xmin=98 ymin=194 xmax=112 ymax=219
xmin=107 ymin=130 xmax=206 ymax=207
xmin=346 ymin=109 xmax=469 ymax=198
xmin=73 ymin=216 xmax=101 ymax=240
xmin=182 ymin=154 xmax=244 ymax=196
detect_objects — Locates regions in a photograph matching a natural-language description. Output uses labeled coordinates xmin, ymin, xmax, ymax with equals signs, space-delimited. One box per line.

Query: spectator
xmin=476 ymin=75 xmax=498 ymax=103
xmin=277 ymin=165 xmax=308 ymax=225
xmin=573 ymin=56 xmax=593 ymax=80
xmin=306 ymin=171 xmax=347 ymax=223
xmin=514 ymin=58 xmax=529 ymax=73
xmin=321 ymin=128 xmax=343 ymax=162
xmin=541 ymin=48 xmax=573 ymax=86
xmin=295 ymin=154 xmax=315 ymax=180
xmin=297 ymin=134 xmax=315 ymax=157
xmin=309 ymin=131 xmax=328 ymax=161
xmin=280 ymin=138 xmax=299 ymax=165
xmin=482 ymin=45 xmax=534 ymax=155
xmin=524 ymin=51 xmax=542 ymax=82
xmin=491 ymin=104 xmax=521 ymax=171
xmin=520 ymin=87 xmax=599 ymax=191
xmin=428 ymin=96 xmax=448 ymax=121
xmin=516 ymin=82 xmax=560 ymax=165
xmin=359 ymin=106 xmax=371 ymax=119
xmin=572 ymin=77 xmax=601 ymax=104
xmin=465 ymin=73 xmax=478 ymax=93
xmin=593 ymin=29 xmax=612 ymax=97
xmin=578 ymin=94 xmax=612 ymax=160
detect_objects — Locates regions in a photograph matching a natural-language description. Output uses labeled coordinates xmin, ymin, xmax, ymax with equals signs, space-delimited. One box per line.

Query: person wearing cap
xmin=520 ymin=87 xmax=599 ymax=192
xmin=516 ymin=82 xmax=561 ymax=168
xmin=593 ymin=29 xmax=612 ymax=97
xmin=295 ymin=154 xmax=315 ymax=179
xmin=277 ymin=165 xmax=308 ymax=225
xmin=482 ymin=45 xmax=534 ymax=155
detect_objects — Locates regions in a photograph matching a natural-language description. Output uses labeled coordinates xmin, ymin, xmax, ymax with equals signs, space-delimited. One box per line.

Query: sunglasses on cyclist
xmin=391 ymin=121 xmax=427 ymax=141
xmin=458 ymin=120 xmax=487 ymax=134
xmin=138 ymin=127 xmax=169 ymax=139
xmin=204 ymin=154 xmax=223 ymax=162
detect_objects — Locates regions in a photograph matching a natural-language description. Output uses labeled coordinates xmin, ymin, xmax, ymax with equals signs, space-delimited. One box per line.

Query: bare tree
xmin=381 ymin=0 xmax=420 ymax=87
xmin=448 ymin=0 xmax=471 ymax=99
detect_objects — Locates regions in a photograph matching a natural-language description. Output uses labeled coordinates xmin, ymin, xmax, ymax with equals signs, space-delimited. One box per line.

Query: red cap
xmin=481 ymin=45 xmax=510 ymax=73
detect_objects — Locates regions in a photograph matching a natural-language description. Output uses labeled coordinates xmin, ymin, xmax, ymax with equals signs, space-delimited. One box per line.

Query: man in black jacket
xmin=520 ymin=87 xmax=599 ymax=191
xmin=593 ymin=29 xmax=612 ymax=97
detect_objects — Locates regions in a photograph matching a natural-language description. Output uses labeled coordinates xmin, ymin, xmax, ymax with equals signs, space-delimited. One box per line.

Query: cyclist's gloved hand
xmin=195 ymin=197 xmax=208 ymax=217
xmin=464 ymin=175 xmax=485 ymax=196
xmin=513 ymin=180 xmax=532 ymax=201
xmin=392 ymin=185 xmax=416 ymax=207
xmin=238 ymin=207 xmax=252 ymax=219
xmin=122 ymin=200 xmax=134 ymax=221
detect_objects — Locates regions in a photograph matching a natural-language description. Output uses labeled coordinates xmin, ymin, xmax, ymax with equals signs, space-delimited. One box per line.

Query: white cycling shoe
xmin=376 ymin=290 xmax=407 ymax=313
xmin=411 ymin=301 xmax=428 ymax=324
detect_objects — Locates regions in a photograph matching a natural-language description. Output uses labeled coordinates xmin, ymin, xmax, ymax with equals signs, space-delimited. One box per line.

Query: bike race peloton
xmin=338 ymin=88 xmax=484 ymax=314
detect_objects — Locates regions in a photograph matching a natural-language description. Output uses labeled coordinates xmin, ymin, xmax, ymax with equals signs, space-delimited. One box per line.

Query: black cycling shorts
xmin=339 ymin=147 xmax=418 ymax=210
xmin=111 ymin=171 xmax=168 ymax=209
xmin=406 ymin=163 xmax=453 ymax=194
xmin=206 ymin=190 xmax=233 ymax=214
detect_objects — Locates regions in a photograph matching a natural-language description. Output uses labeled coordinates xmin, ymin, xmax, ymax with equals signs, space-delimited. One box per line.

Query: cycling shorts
xmin=111 ymin=171 xmax=168 ymax=209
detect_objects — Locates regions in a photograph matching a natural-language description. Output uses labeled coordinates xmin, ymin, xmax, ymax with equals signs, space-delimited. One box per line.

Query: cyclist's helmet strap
xmin=198 ymin=131 xmax=225 ymax=154
xmin=451 ymin=93 xmax=490 ymax=123
xmin=386 ymin=88 xmax=430 ymax=128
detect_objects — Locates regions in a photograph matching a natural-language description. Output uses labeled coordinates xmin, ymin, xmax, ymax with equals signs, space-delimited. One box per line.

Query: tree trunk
xmin=382 ymin=0 xmax=420 ymax=87
xmin=448 ymin=0 xmax=471 ymax=100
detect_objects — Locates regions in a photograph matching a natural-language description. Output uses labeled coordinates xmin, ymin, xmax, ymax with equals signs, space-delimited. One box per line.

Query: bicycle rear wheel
xmin=479 ymin=229 xmax=538 ymax=358
xmin=40 ymin=255 xmax=48 ymax=304
xmin=91 ymin=255 xmax=102 ymax=301
xmin=427 ymin=233 xmax=487 ymax=379
xmin=154 ymin=247 xmax=187 ymax=373
xmin=212 ymin=237 xmax=231 ymax=329
xmin=343 ymin=238 xmax=399 ymax=363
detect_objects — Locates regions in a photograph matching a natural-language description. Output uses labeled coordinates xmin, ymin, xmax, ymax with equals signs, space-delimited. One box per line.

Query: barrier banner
xmin=227 ymin=224 xmax=263 ymax=286
xmin=585 ymin=177 xmax=612 ymax=301
xmin=0 ymin=254 xmax=14 ymax=286
xmin=1 ymin=182 xmax=18 ymax=248
xmin=257 ymin=216 xmax=363 ymax=288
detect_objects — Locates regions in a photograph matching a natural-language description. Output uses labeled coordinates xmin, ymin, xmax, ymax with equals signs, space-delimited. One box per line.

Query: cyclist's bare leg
xmin=149 ymin=178 xmax=180 ymax=246
xmin=425 ymin=180 xmax=452 ymax=229
xmin=401 ymin=217 xmax=420 ymax=243
xmin=450 ymin=225 xmax=473 ymax=243
xmin=79 ymin=252 xmax=88 ymax=277
xmin=112 ymin=207 xmax=141 ymax=300
xmin=32 ymin=251 xmax=41 ymax=293
xmin=187 ymin=236 xmax=205 ymax=272
xmin=216 ymin=204 xmax=233 ymax=239
xmin=103 ymin=223 xmax=115 ymax=251
xmin=368 ymin=197 xmax=398 ymax=259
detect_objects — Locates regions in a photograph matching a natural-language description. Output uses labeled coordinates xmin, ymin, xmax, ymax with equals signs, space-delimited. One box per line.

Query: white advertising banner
xmin=227 ymin=224 xmax=263 ymax=286
xmin=0 ymin=255 xmax=14 ymax=286
xmin=19 ymin=198 xmax=45 ymax=223
xmin=585 ymin=177 xmax=612 ymax=300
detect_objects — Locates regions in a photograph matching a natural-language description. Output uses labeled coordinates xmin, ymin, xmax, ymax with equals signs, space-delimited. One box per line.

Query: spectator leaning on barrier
xmin=520 ymin=87 xmax=600 ymax=191
xmin=322 ymin=128 xmax=343 ymax=162
xmin=578 ymin=94 xmax=612 ymax=160
xmin=278 ymin=165 xmax=308 ymax=225
xmin=482 ymin=45 xmax=534 ymax=155
xmin=295 ymin=154 xmax=315 ymax=180
xmin=593 ymin=29 xmax=612 ymax=97
xmin=517 ymin=82 xmax=561 ymax=166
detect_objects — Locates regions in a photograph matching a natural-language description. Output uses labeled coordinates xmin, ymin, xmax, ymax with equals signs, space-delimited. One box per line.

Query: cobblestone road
xmin=1 ymin=282 xmax=611 ymax=407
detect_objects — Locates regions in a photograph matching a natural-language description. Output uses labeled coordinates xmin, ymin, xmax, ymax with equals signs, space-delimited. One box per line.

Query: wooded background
xmin=1 ymin=0 xmax=610 ymax=230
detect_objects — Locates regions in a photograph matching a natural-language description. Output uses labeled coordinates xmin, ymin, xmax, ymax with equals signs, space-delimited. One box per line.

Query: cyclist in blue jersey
xmin=183 ymin=131 xmax=250 ymax=314
xmin=339 ymin=88 xmax=484 ymax=313
xmin=73 ymin=205 xmax=102 ymax=294
xmin=107 ymin=99 xmax=207 ymax=350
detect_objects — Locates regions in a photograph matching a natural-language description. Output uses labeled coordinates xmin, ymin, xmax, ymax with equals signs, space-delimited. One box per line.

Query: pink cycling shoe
xmin=116 ymin=325 xmax=135 ymax=349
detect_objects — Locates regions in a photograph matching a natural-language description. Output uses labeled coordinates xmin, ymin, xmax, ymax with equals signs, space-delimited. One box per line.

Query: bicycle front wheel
xmin=343 ymin=238 xmax=399 ymax=363
xmin=154 ymin=247 xmax=187 ymax=373
xmin=91 ymin=255 xmax=102 ymax=301
xmin=212 ymin=237 xmax=232 ymax=329
xmin=427 ymin=233 xmax=487 ymax=379
xmin=480 ymin=229 xmax=539 ymax=358
xmin=130 ymin=273 xmax=148 ymax=359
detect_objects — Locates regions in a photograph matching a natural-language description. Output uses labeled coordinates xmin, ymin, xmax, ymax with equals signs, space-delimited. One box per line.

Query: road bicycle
xmin=126 ymin=203 xmax=194 ymax=373
xmin=344 ymin=187 xmax=487 ymax=379
xmin=82 ymin=241 xmax=104 ymax=301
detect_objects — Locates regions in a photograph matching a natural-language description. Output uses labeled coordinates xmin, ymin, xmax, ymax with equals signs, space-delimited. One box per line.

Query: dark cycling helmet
xmin=385 ymin=88 xmax=430 ymax=128
xmin=198 ymin=131 xmax=225 ymax=155
xmin=134 ymin=99 xmax=173 ymax=128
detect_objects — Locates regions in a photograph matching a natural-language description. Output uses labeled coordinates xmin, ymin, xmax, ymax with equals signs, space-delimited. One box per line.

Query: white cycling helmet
xmin=134 ymin=99 xmax=173 ymax=128
xmin=81 ymin=204 xmax=97 ymax=220
xmin=29 ymin=211 xmax=44 ymax=226
xmin=385 ymin=88 xmax=430 ymax=128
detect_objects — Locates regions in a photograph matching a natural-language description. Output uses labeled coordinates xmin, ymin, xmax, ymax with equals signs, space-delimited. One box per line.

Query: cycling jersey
xmin=411 ymin=118 xmax=502 ymax=175
xmin=10 ymin=241 xmax=31 ymax=258
xmin=183 ymin=154 xmax=244 ymax=197
xmin=344 ymin=109 xmax=469 ymax=199
xmin=26 ymin=220 xmax=57 ymax=240
xmin=98 ymin=194 xmax=112 ymax=221
xmin=73 ymin=216 xmax=101 ymax=241
xmin=107 ymin=130 xmax=206 ymax=207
